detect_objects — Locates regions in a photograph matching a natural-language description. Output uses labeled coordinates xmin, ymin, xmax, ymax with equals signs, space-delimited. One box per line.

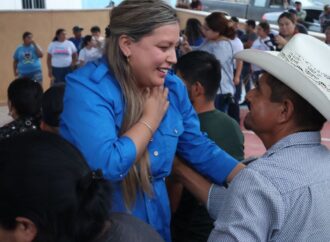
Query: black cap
xmin=72 ymin=26 xmax=84 ymax=32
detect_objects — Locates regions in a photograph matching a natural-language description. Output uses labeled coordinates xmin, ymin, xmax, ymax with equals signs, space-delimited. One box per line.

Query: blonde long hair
xmin=106 ymin=0 xmax=178 ymax=208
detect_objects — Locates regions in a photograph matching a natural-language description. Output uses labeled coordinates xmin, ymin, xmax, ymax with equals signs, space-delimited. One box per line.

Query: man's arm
xmin=234 ymin=59 xmax=243 ymax=85
xmin=207 ymin=168 xmax=284 ymax=242
xmin=172 ymin=157 xmax=213 ymax=205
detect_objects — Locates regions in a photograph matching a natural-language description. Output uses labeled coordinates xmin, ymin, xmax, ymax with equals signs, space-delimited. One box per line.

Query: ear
xmin=194 ymin=81 xmax=205 ymax=97
xmin=14 ymin=217 xmax=37 ymax=242
xmin=118 ymin=34 xmax=133 ymax=57
xmin=278 ymin=99 xmax=295 ymax=123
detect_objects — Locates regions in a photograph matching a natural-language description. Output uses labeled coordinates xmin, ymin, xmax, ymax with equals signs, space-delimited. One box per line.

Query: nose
xmin=167 ymin=47 xmax=177 ymax=65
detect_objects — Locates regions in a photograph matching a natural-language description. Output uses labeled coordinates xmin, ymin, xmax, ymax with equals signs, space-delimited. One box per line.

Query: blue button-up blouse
xmin=60 ymin=60 xmax=238 ymax=242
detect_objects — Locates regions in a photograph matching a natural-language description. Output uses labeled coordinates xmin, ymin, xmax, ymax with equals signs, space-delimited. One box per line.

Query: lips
xmin=157 ymin=67 xmax=171 ymax=75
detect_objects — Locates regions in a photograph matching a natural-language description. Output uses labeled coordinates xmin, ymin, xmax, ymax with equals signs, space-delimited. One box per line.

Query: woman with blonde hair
xmin=60 ymin=1 xmax=244 ymax=241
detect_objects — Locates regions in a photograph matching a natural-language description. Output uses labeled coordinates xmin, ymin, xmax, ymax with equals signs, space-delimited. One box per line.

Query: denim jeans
xmin=215 ymin=93 xmax=234 ymax=114
xmin=52 ymin=66 xmax=72 ymax=84
xmin=20 ymin=70 xmax=43 ymax=83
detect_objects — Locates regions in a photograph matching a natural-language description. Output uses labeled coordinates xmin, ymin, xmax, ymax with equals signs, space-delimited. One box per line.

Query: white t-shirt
xmin=230 ymin=37 xmax=244 ymax=69
xmin=251 ymin=37 xmax=273 ymax=72
xmin=78 ymin=47 xmax=102 ymax=65
xmin=48 ymin=40 xmax=77 ymax=68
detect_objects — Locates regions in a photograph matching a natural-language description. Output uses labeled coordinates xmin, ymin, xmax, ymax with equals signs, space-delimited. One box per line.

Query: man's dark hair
xmin=90 ymin=25 xmax=101 ymax=33
xmin=8 ymin=78 xmax=43 ymax=117
xmin=175 ymin=51 xmax=221 ymax=101
xmin=42 ymin=84 xmax=65 ymax=127
xmin=266 ymin=74 xmax=326 ymax=131
xmin=22 ymin=31 xmax=32 ymax=40
xmin=246 ymin=19 xmax=256 ymax=29
xmin=258 ymin=21 xmax=270 ymax=33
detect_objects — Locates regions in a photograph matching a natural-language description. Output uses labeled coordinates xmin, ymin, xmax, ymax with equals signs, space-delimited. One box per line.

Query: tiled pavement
xmin=1 ymin=105 xmax=329 ymax=159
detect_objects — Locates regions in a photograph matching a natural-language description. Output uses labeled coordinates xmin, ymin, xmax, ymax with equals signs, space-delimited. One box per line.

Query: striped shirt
xmin=207 ymin=131 xmax=330 ymax=242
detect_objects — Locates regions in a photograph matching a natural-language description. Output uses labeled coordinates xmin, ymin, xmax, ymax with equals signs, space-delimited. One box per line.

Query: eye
xmin=158 ymin=46 xmax=169 ymax=52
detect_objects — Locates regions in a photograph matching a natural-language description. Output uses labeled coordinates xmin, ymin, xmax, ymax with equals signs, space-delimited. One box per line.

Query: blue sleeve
xmin=60 ymin=74 xmax=137 ymax=181
xmin=174 ymin=77 xmax=238 ymax=184
xmin=207 ymin=168 xmax=284 ymax=242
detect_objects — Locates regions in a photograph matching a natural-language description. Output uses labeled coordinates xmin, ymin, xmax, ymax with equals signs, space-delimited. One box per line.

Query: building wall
xmin=0 ymin=8 xmax=324 ymax=104
xmin=46 ymin=0 xmax=82 ymax=9
xmin=0 ymin=0 xmax=81 ymax=10
xmin=0 ymin=0 xmax=22 ymax=10
xmin=0 ymin=9 xmax=111 ymax=104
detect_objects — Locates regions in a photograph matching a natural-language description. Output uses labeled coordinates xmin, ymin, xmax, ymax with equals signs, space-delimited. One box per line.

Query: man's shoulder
xmin=247 ymin=143 xmax=330 ymax=194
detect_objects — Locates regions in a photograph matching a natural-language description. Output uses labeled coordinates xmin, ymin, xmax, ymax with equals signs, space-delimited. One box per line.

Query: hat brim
xmin=235 ymin=49 xmax=330 ymax=120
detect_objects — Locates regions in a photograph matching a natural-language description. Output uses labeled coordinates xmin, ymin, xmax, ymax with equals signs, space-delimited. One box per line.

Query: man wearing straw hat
xmin=172 ymin=34 xmax=330 ymax=241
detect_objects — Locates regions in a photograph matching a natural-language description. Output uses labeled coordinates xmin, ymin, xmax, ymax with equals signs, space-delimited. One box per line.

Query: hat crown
xmin=278 ymin=34 xmax=330 ymax=100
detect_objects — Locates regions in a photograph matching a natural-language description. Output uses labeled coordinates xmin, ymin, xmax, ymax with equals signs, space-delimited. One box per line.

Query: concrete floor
xmin=0 ymin=105 xmax=12 ymax=126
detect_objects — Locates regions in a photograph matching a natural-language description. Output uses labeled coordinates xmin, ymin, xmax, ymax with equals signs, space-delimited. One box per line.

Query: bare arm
xmin=47 ymin=53 xmax=52 ymax=78
xmin=13 ymin=60 xmax=18 ymax=77
xmin=32 ymin=41 xmax=43 ymax=58
xmin=234 ymin=59 xmax=243 ymax=85
xmin=166 ymin=176 xmax=184 ymax=213
xmin=172 ymin=156 xmax=212 ymax=205
xmin=71 ymin=52 xmax=78 ymax=68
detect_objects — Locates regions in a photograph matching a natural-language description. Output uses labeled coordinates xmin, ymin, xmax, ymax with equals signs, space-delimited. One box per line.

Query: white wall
xmin=46 ymin=0 xmax=82 ymax=9
xmin=0 ymin=0 xmax=22 ymax=10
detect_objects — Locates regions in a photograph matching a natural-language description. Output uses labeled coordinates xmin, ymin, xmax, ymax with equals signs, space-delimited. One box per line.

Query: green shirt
xmin=171 ymin=109 xmax=244 ymax=242
xmin=198 ymin=109 xmax=244 ymax=161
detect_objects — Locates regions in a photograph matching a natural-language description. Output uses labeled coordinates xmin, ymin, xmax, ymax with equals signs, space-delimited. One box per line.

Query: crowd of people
xmin=13 ymin=25 xmax=106 ymax=85
xmin=1 ymin=0 xmax=330 ymax=242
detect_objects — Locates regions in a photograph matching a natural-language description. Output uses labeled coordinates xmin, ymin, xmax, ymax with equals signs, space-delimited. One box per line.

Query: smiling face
xmin=126 ymin=23 xmax=180 ymax=88
xmin=278 ymin=17 xmax=295 ymax=37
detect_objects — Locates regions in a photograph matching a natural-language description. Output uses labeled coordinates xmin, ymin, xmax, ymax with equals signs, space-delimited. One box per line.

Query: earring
xmin=126 ymin=55 xmax=130 ymax=63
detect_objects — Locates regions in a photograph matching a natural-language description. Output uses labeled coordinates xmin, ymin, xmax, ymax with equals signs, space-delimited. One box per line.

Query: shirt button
xmin=174 ymin=129 xmax=178 ymax=134
xmin=153 ymin=150 xmax=159 ymax=157
xmin=120 ymin=174 xmax=123 ymax=178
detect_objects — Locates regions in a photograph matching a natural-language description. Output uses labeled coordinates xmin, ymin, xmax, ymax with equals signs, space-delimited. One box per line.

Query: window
xmin=254 ymin=0 xmax=267 ymax=7
xmin=22 ymin=0 xmax=45 ymax=9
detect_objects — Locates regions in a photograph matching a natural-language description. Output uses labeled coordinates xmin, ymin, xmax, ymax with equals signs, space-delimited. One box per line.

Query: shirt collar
xmin=264 ymin=131 xmax=321 ymax=157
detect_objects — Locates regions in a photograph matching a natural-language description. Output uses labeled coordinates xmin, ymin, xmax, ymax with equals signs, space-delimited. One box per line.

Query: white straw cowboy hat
xmin=235 ymin=34 xmax=330 ymax=120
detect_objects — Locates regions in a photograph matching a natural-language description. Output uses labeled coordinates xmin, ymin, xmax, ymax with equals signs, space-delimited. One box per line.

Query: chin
xmin=243 ymin=116 xmax=253 ymax=131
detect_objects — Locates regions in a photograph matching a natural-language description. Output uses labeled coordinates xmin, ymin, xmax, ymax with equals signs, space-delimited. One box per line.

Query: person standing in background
xmin=319 ymin=5 xmax=330 ymax=33
xmin=47 ymin=29 xmax=77 ymax=84
xmin=13 ymin=32 xmax=43 ymax=83
xmin=294 ymin=1 xmax=306 ymax=22
xmin=78 ymin=35 xmax=103 ymax=67
xmin=69 ymin=25 xmax=84 ymax=53
xmin=90 ymin=25 xmax=105 ymax=51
